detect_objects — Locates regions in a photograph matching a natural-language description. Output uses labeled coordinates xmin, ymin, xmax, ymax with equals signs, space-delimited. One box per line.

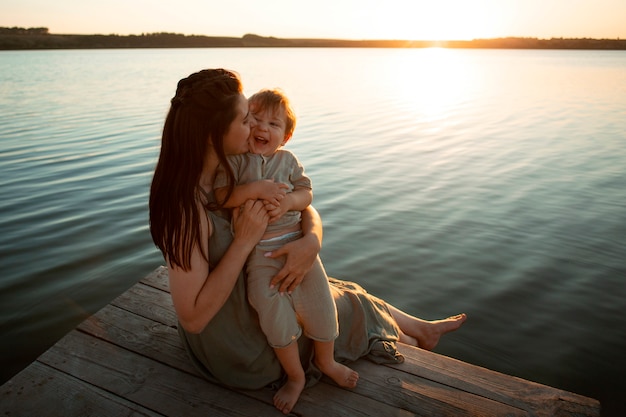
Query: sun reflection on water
xmin=376 ymin=48 xmax=482 ymax=125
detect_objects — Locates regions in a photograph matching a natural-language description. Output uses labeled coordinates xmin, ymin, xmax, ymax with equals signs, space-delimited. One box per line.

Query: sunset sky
xmin=2 ymin=0 xmax=625 ymax=41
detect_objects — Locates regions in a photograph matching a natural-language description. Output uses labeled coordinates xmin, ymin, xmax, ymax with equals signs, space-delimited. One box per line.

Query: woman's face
xmin=223 ymin=94 xmax=254 ymax=155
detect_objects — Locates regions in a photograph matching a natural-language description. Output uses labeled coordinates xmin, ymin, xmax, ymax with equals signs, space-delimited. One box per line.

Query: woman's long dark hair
xmin=149 ymin=69 xmax=241 ymax=270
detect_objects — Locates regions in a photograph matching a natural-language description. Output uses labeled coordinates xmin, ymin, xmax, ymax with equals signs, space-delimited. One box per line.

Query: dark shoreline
xmin=1 ymin=28 xmax=625 ymax=50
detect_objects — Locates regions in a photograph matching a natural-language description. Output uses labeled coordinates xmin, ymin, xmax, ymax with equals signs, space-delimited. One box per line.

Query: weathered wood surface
xmin=1 ymin=266 xmax=600 ymax=416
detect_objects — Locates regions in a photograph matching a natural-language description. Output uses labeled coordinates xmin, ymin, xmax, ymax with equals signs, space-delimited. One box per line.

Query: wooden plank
xmin=238 ymin=381 xmax=421 ymax=417
xmin=110 ymin=282 xmax=177 ymax=327
xmin=348 ymin=358 xmax=528 ymax=417
xmin=391 ymin=344 xmax=600 ymax=417
xmin=38 ymin=330 xmax=279 ymax=417
xmin=77 ymin=304 xmax=196 ymax=375
xmin=140 ymin=265 xmax=169 ymax=291
xmin=0 ymin=361 xmax=162 ymax=417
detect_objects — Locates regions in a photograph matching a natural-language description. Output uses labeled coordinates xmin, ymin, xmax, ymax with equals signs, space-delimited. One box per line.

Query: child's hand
xmin=255 ymin=180 xmax=288 ymax=206
xmin=263 ymin=200 xmax=290 ymax=224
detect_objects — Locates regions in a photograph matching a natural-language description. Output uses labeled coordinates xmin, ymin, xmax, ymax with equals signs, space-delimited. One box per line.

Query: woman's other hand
xmin=231 ymin=199 xmax=268 ymax=251
xmin=267 ymin=231 xmax=320 ymax=294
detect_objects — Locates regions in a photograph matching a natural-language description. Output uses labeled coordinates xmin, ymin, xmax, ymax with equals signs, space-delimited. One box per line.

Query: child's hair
xmin=248 ymin=89 xmax=296 ymax=137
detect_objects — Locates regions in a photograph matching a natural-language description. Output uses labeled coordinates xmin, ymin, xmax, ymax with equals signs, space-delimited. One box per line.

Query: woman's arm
xmin=267 ymin=205 xmax=323 ymax=293
xmin=168 ymin=199 xmax=268 ymax=333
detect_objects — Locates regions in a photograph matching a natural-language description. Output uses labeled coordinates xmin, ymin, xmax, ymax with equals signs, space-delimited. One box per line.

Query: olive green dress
xmin=178 ymin=210 xmax=403 ymax=390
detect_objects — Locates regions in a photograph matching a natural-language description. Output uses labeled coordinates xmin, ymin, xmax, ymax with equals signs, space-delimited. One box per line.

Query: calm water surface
xmin=1 ymin=48 xmax=625 ymax=415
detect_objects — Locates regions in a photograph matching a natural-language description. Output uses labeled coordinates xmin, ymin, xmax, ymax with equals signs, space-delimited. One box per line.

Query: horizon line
xmin=1 ymin=26 xmax=623 ymax=42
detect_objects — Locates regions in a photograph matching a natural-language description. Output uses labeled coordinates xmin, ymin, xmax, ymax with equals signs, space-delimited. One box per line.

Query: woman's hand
xmin=266 ymin=205 xmax=322 ymax=293
xmin=231 ymin=199 xmax=269 ymax=251
xmin=266 ymin=233 xmax=320 ymax=293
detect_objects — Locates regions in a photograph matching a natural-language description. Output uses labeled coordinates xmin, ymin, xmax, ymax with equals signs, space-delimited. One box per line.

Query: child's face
xmin=248 ymin=105 xmax=291 ymax=156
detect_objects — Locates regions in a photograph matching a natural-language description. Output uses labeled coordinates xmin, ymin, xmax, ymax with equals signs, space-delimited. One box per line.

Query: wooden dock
xmin=1 ymin=266 xmax=600 ymax=416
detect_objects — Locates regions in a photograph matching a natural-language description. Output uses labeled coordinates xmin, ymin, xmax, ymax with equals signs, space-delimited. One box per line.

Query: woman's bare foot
xmin=316 ymin=360 xmax=359 ymax=388
xmin=389 ymin=306 xmax=467 ymax=351
xmin=273 ymin=377 xmax=305 ymax=415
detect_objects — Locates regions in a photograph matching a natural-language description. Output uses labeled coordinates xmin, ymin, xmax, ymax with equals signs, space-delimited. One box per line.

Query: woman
xmin=149 ymin=69 xmax=466 ymax=415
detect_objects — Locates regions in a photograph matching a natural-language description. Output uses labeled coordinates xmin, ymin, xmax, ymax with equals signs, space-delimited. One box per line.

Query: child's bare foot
xmin=316 ymin=360 xmax=359 ymax=388
xmin=273 ymin=377 xmax=305 ymax=415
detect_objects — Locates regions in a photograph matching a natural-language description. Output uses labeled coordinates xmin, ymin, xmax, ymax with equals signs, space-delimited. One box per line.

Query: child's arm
xmin=284 ymin=187 xmax=312 ymax=212
xmin=215 ymin=180 xmax=289 ymax=209
xmin=265 ymin=151 xmax=313 ymax=223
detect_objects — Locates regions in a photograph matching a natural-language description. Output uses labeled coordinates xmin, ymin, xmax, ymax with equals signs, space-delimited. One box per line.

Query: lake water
xmin=1 ymin=47 xmax=625 ymax=415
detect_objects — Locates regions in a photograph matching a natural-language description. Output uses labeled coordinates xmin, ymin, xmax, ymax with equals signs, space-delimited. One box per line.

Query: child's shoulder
xmin=274 ymin=148 xmax=298 ymax=159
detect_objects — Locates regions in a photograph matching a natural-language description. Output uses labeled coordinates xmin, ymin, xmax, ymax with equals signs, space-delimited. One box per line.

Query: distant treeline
xmin=1 ymin=27 xmax=625 ymax=50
